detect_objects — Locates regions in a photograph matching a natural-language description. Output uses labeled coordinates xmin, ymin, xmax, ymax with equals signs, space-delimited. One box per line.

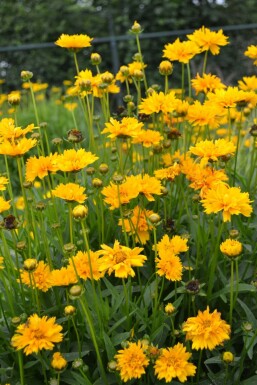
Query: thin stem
xmin=229 ymin=260 xmax=234 ymax=326
xmin=17 ymin=350 xmax=25 ymax=385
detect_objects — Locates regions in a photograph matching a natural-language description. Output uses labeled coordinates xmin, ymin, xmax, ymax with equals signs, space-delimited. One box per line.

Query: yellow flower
xmin=201 ymin=183 xmax=253 ymax=222
xmin=50 ymin=266 xmax=77 ymax=287
xmin=98 ymin=240 xmax=146 ymax=278
xmin=130 ymin=174 xmax=163 ymax=201
xmin=154 ymin=343 xmax=196 ymax=383
xmin=156 ymin=252 xmax=183 ymax=281
xmin=52 ymin=183 xmax=87 ymax=203
xmin=0 ymin=256 xmax=4 ymax=270
xmin=132 ymin=129 xmax=163 ymax=147
xmin=0 ymin=120 xmax=35 ymax=140
xmin=220 ymin=239 xmax=243 ymax=258
xmin=51 ymin=352 xmax=68 ymax=371
xmin=25 ymin=153 xmax=59 ymax=182
xmin=118 ymin=205 xmax=154 ymax=244
xmin=0 ymin=137 xmax=37 ymax=157
xmin=15 ymin=196 xmax=25 ymax=211
xmin=0 ymin=175 xmax=8 ymax=191
xmin=102 ymin=117 xmax=143 ymax=139
xmin=244 ymin=45 xmax=257 ymax=65
xmin=182 ymin=307 xmax=231 ymax=350
xmin=57 ymin=149 xmax=98 ymax=172
xmin=154 ymin=163 xmax=181 ymax=181
xmin=138 ymin=91 xmax=177 ymax=115
xmin=115 ymin=341 xmax=149 ymax=382
xmin=189 ymin=139 xmax=236 ymax=167
xmin=191 ymin=73 xmax=226 ymax=95
xmin=7 ymin=91 xmax=21 ymax=105
xmin=64 ymin=102 xmax=78 ymax=111
xmin=20 ymin=261 xmax=52 ymax=292
xmin=238 ymin=75 xmax=257 ymax=91
xmin=0 ymin=196 xmax=11 ymax=213
xmin=101 ymin=177 xmax=139 ymax=210
xmin=11 ymin=314 xmax=63 ymax=355
xmin=187 ymin=26 xmax=229 ymax=55
xmin=163 ymin=38 xmax=200 ymax=63
xmin=187 ymin=100 xmax=223 ymax=129
xmin=55 ymin=34 xmax=93 ymax=51
xmin=68 ymin=250 xmax=103 ymax=281
xmin=206 ymin=86 xmax=246 ymax=109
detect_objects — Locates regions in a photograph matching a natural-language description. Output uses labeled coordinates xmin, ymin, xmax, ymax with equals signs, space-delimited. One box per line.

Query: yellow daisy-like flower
xmin=101 ymin=177 xmax=139 ymax=210
xmin=50 ymin=266 xmax=77 ymax=287
xmin=220 ymin=239 xmax=243 ymax=258
xmin=154 ymin=343 xmax=196 ymax=383
xmin=102 ymin=117 xmax=143 ymax=139
xmin=206 ymin=86 xmax=246 ymax=109
xmin=154 ymin=163 xmax=181 ymax=181
xmin=68 ymin=250 xmax=103 ymax=281
xmin=0 ymin=175 xmax=9 ymax=191
xmin=132 ymin=129 xmax=163 ymax=147
xmin=163 ymin=38 xmax=200 ymax=64
xmin=52 ymin=183 xmax=87 ymax=203
xmin=182 ymin=306 xmax=231 ymax=350
xmin=187 ymin=26 xmax=229 ymax=55
xmin=157 ymin=234 xmax=189 ymax=257
xmin=0 ymin=137 xmax=37 ymax=157
xmin=57 ymin=149 xmax=98 ymax=172
xmin=138 ymin=91 xmax=177 ymax=115
xmin=25 ymin=153 xmax=59 ymax=182
xmin=189 ymin=139 xmax=236 ymax=167
xmin=118 ymin=205 xmax=154 ymax=244
xmin=11 ymin=313 xmax=63 ymax=355
xmin=187 ymin=100 xmax=223 ymax=129
xmin=51 ymin=352 xmax=67 ymax=371
xmin=115 ymin=341 xmax=149 ymax=382
xmin=0 ymin=196 xmax=11 ymax=213
xmin=238 ymin=75 xmax=257 ymax=91
xmin=191 ymin=73 xmax=226 ymax=95
xmin=130 ymin=174 xmax=163 ymax=201
xmin=64 ymin=102 xmax=78 ymax=112
xmin=98 ymin=240 xmax=146 ymax=278
xmin=155 ymin=252 xmax=183 ymax=281
xmin=244 ymin=45 xmax=257 ymax=65
xmin=20 ymin=261 xmax=52 ymax=292
xmin=201 ymin=183 xmax=253 ymax=222
xmin=55 ymin=34 xmax=93 ymax=51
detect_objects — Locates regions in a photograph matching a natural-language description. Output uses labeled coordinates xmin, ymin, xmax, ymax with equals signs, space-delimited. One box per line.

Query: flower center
xmin=114 ymin=251 xmax=127 ymax=264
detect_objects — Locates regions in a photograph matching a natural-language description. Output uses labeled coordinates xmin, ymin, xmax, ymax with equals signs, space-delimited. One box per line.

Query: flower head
xmin=182 ymin=307 xmax=231 ymax=350
xmin=20 ymin=261 xmax=52 ymax=292
xmin=187 ymin=26 xmax=229 ymax=55
xmin=52 ymin=183 xmax=87 ymax=203
xmin=101 ymin=176 xmax=139 ymax=210
xmin=201 ymin=183 xmax=253 ymax=222
xmin=57 ymin=149 xmax=98 ymax=172
xmin=51 ymin=352 xmax=68 ymax=371
xmin=0 ymin=197 xmax=11 ymax=213
xmin=11 ymin=314 xmax=63 ymax=355
xmin=55 ymin=34 xmax=93 ymax=51
xmin=102 ymin=117 xmax=143 ymax=139
xmin=154 ymin=343 xmax=196 ymax=383
xmin=245 ymin=45 xmax=257 ymax=65
xmin=190 ymin=139 xmax=236 ymax=167
xmin=98 ymin=240 xmax=146 ymax=278
xmin=115 ymin=341 xmax=149 ymax=382
xmin=220 ymin=239 xmax=242 ymax=258
xmin=0 ymin=138 xmax=37 ymax=157
xmin=68 ymin=250 xmax=103 ymax=281
xmin=192 ymin=73 xmax=226 ymax=95
xmin=163 ymin=38 xmax=200 ymax=64
xmin=25 ymin=153 xmax=59 ymax=182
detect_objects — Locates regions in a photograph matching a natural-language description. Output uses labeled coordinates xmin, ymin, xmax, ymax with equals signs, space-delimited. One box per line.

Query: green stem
xmin=18 ymin=350 xmax=25 ymax=385
xmin=207 ymin=220 xmax=224 ymax=299
xmin=73 ymin=52 xmax=80 ymax=75
xmin=202 ymin=50 xmax=208 ymax=75
xmin=196 ymin=350 xmax=203 ymax=384
xmin=229 ymin=260 xmax=234 ymax=326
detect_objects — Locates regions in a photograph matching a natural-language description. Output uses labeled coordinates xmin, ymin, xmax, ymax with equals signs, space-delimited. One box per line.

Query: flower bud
xmin=8 ymin=92 xmax=21 ymax=106
xmin=159 ymin=61 xmax=173 ymax=76
xmin=91 ymin=53 xmax=102 ymax=65
xmin=120 ymin=66 xmax=129 ymax=77
xmin=148 ymin=213 xmax=161 ymax=225
xmin=69 ymin=285 xmax=83 ymax=299
xmin=23 ymin=258 xmax=38 ymax=272
xmin=86 ymin=167 xmax=95 ymax=175
xmin=165 ymin=303 xmax=176 ymax=315
xmin=52 ymin=137 xmax=63 ymax=146
xmin=112 ymin=174 xmax=124 ymax=184
xmin=51 ymin=352 xmax=67 ymax=371
xmin=222 ymin=351 xmax=234 ymax=364
xmin=101 ymin=73 xmax=114 ymax=84
xmin=108 ymin=360 xmax=117 ymax=372
xmin=72 ymin=205 xmax=88 ymax=219
xmin=186 ymin=279 xmax=200 ymax=294
xmin=67 ymin=129 xmax=83 ymax=143
xmin=92 ymin=178 xmax=103 ymax=188
xmin=99 ymin=163 xmax=109 ymax=174
xmin=63 ymin=243 xmax=76 ymax=254
xmin=11 ymin=316 xmax=21 ymax=326
xmin=130 ymin=21 xmax=143 ymax=34
xmin=72 ymin=358 xmax=83 ymax=369
xmin=35 ymin=201 xmax=46 ymax=211
xmin=21 ymin=70 xmax=33 ymax=81
xmin=133 ymin=70 xmax=144 ymax=81
xmin=64 ymin=305 xmax=76 ymax=316
xmin=16 ymin=240 xmax=26 ymax=250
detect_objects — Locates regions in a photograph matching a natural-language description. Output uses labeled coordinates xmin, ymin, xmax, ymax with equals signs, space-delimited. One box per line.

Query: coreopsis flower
xmin=64 ymin=102 xmax=78 ymax=111
xmin=156 ymin=252 xmax=183 ymax=281
xmin=132 ymin=129 xmax=163 ymax=147
xmin=185 ymin=164 xmax=228 ymax=198
xmin=0 ymin=197 xmax=11 ymax=213
xmin=20 ymin=261 xmax=52 ymax=292
xmin=115 ymin=341 xmax=149 ymax=382
xmin=187 ymin=100 xmax=224 ymax=129
xmin=7 ymin=91 xmax=21 ymax=106
xmin=11 ymin=314 xmax=63 ymax=355
xmin=187 ymin=26 xmax=229 ymax=55
xmin=0 ymin=137 xmax=37 ymax=157
xmin=189 ymin=139 xmax=236 ymax=167
xmin=68 ymin=250 xmax=103 ymax=281
xmin=51 ymin=352 xmax=67 ymax=371
xmin=206 ymin=86 xmax=247 ymax=109
xmin=101 ymin=177 xmax=139 ymax=210
xmin=98 ymin=240 xmax=146 ymax=278
xmin=220 ymin=239 xmax=243 ymax=258
xmin=182 ymin=307 xmax=231 ymax=350
xmin=244 ymin=45 xmax=257 ymax=65
xmin=0 ymin=175 xmax=8 ymax=191
xmin=138 ymin=91 xmax=177 ymax=115
xmin=163 ymin=38 xmax=200 ymax=63
xmin=50 ymin=266 xmax=77 ymax=287
xmin=201 ymin=183 xmax=252 ymax=222
xmin=191 ymin=73 xmax=226 ymax=95
xmin=238 ymin=75 xmax=257 ymax=91
xmin=154 ymin=162 xmax=181 ymax=181
xmin=55 ymin=34 xmax=93 ymax=51
xmin=128 ymin=61 xmax=147 ymax=78
xmin=22 ymin=82 xmax=48 ymax=93
xmin=102 ymin=117 xmax=143 ymax=139
xmin=157 ymin=234 xmax=189 ymax=256
xmin=57 ymin=149 xmax=98 ymax=172
xmin=154 ymin=343 xmax=196 ymax=383
xmin=118 ymin=206 xmax=154 ymax=244
xmin=25 ymin=153 xmax=59 ymax=182
xmin=52 ymin=183 xmax=87 ymax=203
xmin=0 ymin=121 xmax=35 ymax=140
xmin=130 ymin=174 xmax=163 ymax=201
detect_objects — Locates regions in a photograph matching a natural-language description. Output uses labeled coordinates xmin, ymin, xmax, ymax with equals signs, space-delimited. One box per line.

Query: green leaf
xmin=103 ymin=332 xmax=116 ymax=361
xmin=237 ymin=298 xmax=257 ymax=328
xmin=241 ymin=375 xmax=257 ymax=385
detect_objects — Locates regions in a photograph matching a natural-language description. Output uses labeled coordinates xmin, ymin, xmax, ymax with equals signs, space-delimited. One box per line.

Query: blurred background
xmin=1 ymin=0 xmax=257 ymax=90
